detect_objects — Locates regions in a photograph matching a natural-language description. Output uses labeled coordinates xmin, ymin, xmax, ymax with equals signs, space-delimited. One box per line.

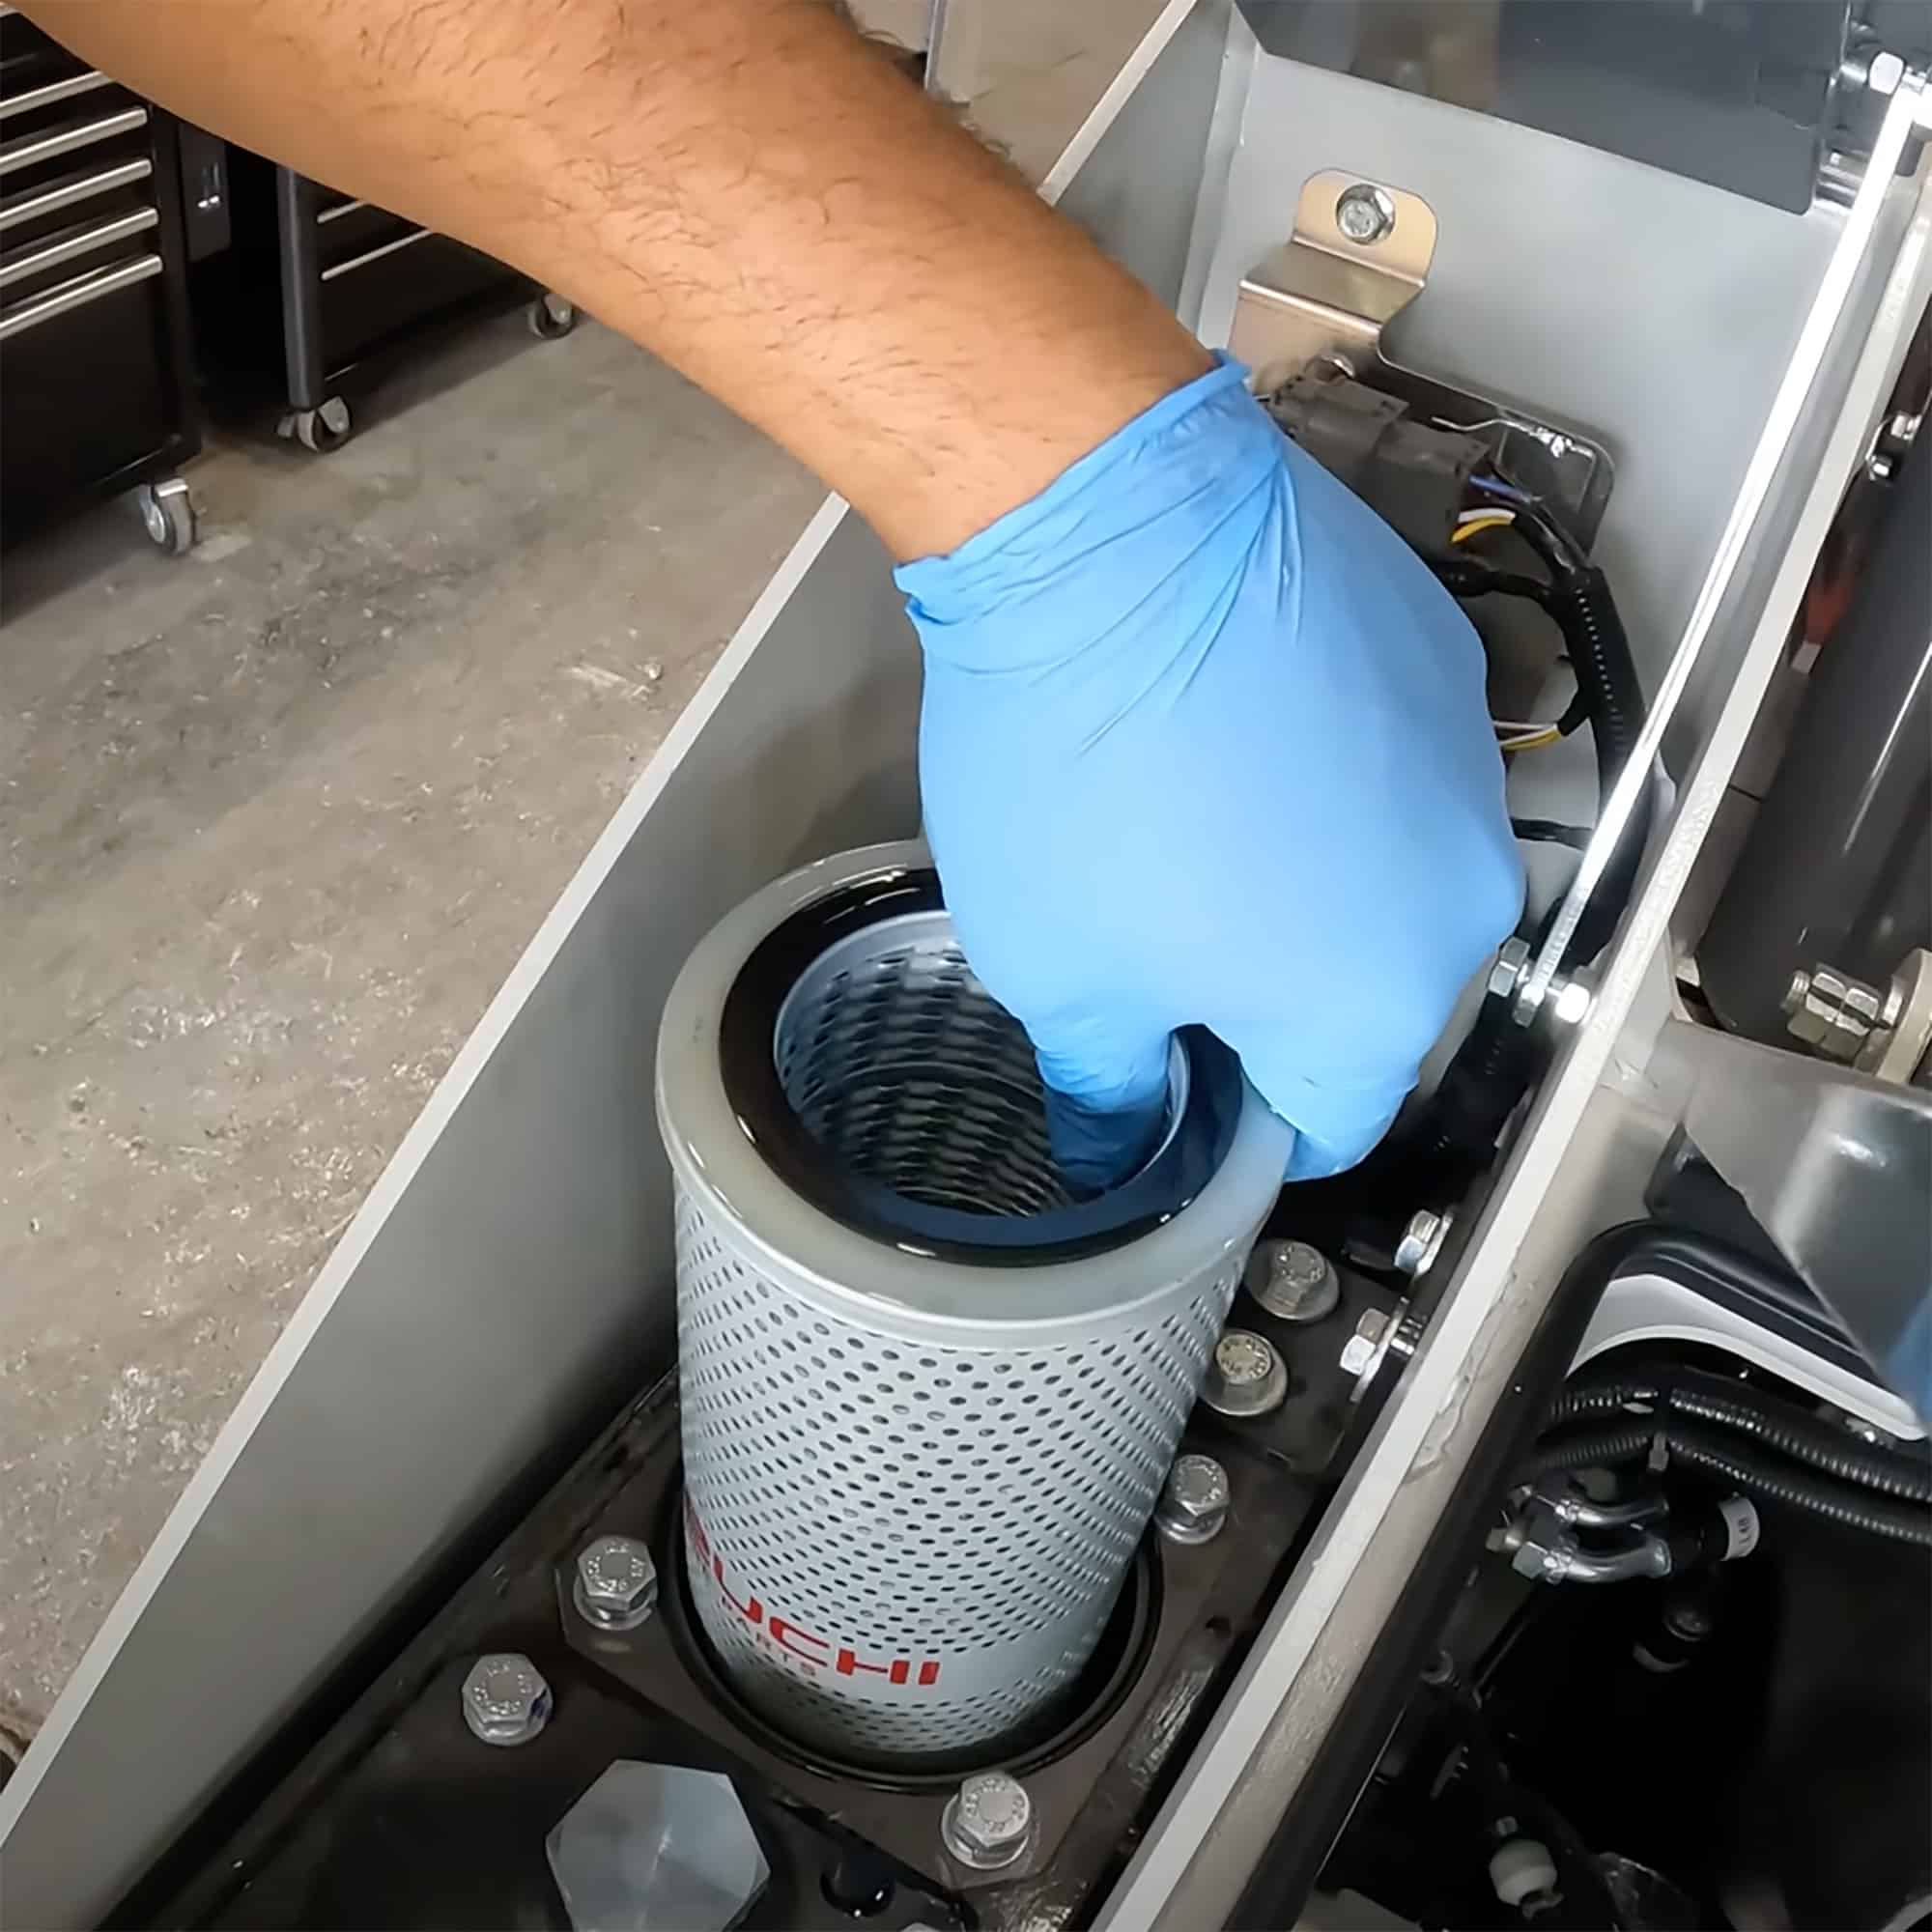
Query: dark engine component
xmin=1698 ymin=407 xmax=1930 ymax=1049
xmin=1265 ymin=370 xmax=1491 ymax=553
xmin=1300 ymin=1218 xmax=1932 ymax=1932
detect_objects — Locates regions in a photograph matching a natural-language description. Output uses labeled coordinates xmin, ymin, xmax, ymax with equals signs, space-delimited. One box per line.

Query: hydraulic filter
xmin=658 ymin=843 xmax=1290 ymax=1763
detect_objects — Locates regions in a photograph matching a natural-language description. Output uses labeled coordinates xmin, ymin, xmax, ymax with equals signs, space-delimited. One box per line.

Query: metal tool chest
xmin=0 ymin=6 xmax=199 ymax=552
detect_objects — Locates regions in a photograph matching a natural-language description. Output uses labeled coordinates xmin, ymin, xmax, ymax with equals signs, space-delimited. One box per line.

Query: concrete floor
xmin=0 ymin=0 xmax=1159 ymax=1756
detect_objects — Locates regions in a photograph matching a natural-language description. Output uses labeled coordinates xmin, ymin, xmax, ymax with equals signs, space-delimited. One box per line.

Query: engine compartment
xmin=6 ymin=14 xmax=1929 ymax=1932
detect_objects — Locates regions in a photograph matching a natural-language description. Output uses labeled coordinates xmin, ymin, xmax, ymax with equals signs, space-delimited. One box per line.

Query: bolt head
xmin=1201 ymin=1330 xmax=1287 ymax=1418
xmin=1169 ymin=1452 xmax=1230 ymax=1516
xmin=462 ymin=1653 xmax=551 ymax=1746
xmin=942 ymin=1771 xmax=1033 ymax=1869
xmin=1216 ymin=1330 xmax=1275 ymax=1386
xmin=1868 ymin=48 xmax=1906 ymax=94
xmin=1340 ymin=1307 xmax=1391 ymax=1378
xmin=1489 ymin=938 xmax=1532 ymax=1002
xmin=1393 ymin=1209 xmax=1447 ymax=1279
xmin=1155 ymin=1452 xmax=1232 ymax=1545
xmin=1246 ymin=1238 xmax=1340 ymax=1323
xmin=574 ymin=1534 xmax=657 ymax=1630
xmin=1334 ymin=182 xmax=1396 ymax=244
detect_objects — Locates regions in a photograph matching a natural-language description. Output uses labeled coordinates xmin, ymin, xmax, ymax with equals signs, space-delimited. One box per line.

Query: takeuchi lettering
xmin=686 ymin=1497 xmax=942 ymax=1687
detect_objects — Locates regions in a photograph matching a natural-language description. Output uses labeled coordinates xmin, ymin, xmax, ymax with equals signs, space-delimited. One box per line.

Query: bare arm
xmin=20 ymin=0 xmax=1208 ymax=559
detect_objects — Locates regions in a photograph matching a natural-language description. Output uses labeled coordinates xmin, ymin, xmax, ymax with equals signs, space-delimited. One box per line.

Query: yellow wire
xmin=1453 ymin=512 xmax=1517 ymax=544
xmin=1499 ymin=726 xmax=1560 ymax=753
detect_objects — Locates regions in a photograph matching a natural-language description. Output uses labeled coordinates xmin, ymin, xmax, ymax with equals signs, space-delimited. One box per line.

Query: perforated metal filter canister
xmin=657 ymin=843 xmax=1291 ymax=1765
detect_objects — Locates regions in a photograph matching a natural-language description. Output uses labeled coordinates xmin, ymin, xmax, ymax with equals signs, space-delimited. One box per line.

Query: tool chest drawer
xmin=0 ymin=10 xmax=198 ymax=545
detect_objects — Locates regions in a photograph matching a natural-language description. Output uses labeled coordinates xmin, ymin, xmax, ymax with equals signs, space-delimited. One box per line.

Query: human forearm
xmin=22 ymin=0 xmax=1208 ymax=557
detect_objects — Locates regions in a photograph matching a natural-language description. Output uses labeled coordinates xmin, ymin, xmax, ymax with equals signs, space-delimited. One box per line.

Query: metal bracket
xmin=1229 ymin=169 xmax=1436 ymax=392
xmin=1233 ymin=170 xmax=1614 ymax=545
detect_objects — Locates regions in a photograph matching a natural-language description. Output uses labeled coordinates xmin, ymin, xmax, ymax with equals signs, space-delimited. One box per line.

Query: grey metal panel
xmin=0 ymin=503 xmax=923 ymax=1926
xmin=0 ymin=8 xmax=1224 ymax=1918
xmin=1236 ymin=1 xmax=1856 ymax=215
xmin=1191 ymin=53 xmax=1845 ymax=702
xmin=1042 ymin=0 xmax=1230 ymax=308
xmin=1660 ymin=1018 xmax=1932 ymax=1421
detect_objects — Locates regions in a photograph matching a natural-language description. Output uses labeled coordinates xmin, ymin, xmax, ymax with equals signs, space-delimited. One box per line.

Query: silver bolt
xmin=1340 ymin=1306 xmax=1392 ymax=1381
xmin=1201 ymin=1328 xmax=1288 ymax=1418
xmin=461 ymin=1652 xmax=551 ymax=1747
xmin=1394 ymin=1208 xmax=1449 ymax=1279
xmin=1886 ymin=409 xmax=1922 ymax=449
xmin=1868 ymin=49 xmax=1906 ymax=95
xmin=573 ymin=1534 xmax=657 ymax=1633
xmin=1334 ymin=182 xmax=1396 ymax=244
xmin=1246 ymin=1238 xmax=1340 ymax=1324
xmin=1489 ymin=937 xmax=1532 ymax=1002
xmin=1867 ymin=449 xmax=1896 ymax=485
xmin=1154 ymin=1452 xmax=1231 ymax=1546
xmin=940 ymin=1769 xmax=1034 ymax=1871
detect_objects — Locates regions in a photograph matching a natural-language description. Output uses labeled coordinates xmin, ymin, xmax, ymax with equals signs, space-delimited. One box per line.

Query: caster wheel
xmin=527 ymin=291 xmax=577 ymax=339
xmin=279 ymin=395 xmax=353 ymax=453
xmin=135 ymin=477 xmax=196 ymax=555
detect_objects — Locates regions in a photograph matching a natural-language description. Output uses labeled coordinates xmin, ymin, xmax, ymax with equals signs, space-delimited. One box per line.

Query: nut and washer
xmin=461 ymin=1653 xmax=552 ymax=1747
xmin=572 ymin=1534 xmax=658 ymax=1633
xmin=1245 ymin=1238 xmax=1340 ymax=1324
xmin=1334 ymin=181 xmax=1396 ymax=244
xmin=1201 ymin=1328 xmax=1289 ymax=1418
xmin=1394 ymin=1208 xmax=1450 ymax=1279
xmin=1154 ymin=1452 xmax=1231 ymax=1546
xmin=940 ymin=1770 xmax=1035 ymax=1871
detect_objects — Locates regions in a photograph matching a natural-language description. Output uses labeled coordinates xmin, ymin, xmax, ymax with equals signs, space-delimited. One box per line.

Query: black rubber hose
xmin=1541 ymin=563 xmax=1652 ymax=965
xmin=1526 ymin=1416 xmax=1932 ymax=1546
xmin=1548 ymin=1363 xmax=1932 ymax=1502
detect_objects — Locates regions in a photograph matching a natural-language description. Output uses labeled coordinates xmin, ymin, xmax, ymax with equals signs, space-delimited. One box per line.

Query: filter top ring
xmin=657 ymin=843 xmax=1293 ymax=1343
xmin=716 ymin=865 xmax=1239 ymax=1265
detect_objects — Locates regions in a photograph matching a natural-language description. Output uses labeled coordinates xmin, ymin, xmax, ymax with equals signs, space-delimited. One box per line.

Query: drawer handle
xmin=0 ymin=70 xmax=116 ymax=122
xmin=0 ymin=105 xmax=149 ymax=179
xmin=0 ymin=204 xmax=156 ymax=287
xmin=316 ymin=197 xmax=367 ymax=225
xmin=0 ymin=155 xmax=152 ymax=232
xmin=320 ymin=223 xmax=433 ymax=280
xmin=0 ymin=249 xmax=160 ymax=338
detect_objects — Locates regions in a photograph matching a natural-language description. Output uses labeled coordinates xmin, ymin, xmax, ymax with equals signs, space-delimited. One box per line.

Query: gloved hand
xmin=896 ymin=355 xmax=1524 ymax=1187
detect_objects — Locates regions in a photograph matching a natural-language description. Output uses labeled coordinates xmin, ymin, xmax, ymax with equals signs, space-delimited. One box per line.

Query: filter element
xmin=658 ymin=844 xmax=1290 ymax=1764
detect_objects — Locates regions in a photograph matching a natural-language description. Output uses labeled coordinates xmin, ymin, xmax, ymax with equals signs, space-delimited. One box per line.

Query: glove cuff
xmin=895 ymin=351 xmax=1281 ymax=670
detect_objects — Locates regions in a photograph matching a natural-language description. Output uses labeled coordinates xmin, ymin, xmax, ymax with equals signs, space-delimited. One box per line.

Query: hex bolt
xmin=1154 ymin=1452 xmax=1231 ymax=1546
xmin=1334 ymin=182 xmax=1396 ymax=244
xmin=1867 ymin=48 xmax=1906 ymax=95
xmin=940 ymin=1769 xmax=1035 ymax=1871
xmin=1340 ymin=1307 xmax=1393 ymax=1385
xmin=461 ymin=1652 xmax=552 ymax=1747
xmin=572 ymin=1534 xmax=658 ymax=1633
xmin=1201 ymin=1328 xmax=1289 ymax=1418
xmin=1489 ymin=936 xmax=1532 ymax=1002
xmin=1394 ymin=1208 xmax=1449 ymax=1279
xmin=1245 ymin=1238 xmax=1340 ymax=1324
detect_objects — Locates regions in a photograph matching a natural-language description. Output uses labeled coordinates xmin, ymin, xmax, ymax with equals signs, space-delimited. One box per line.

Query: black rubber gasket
xmin=716 ymin=865 xmax=1244 ymax=1265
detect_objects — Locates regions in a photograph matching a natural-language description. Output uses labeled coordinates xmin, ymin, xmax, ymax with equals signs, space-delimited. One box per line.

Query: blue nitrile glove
xmin=895 ymin=355 xmax=1524 ymax=1187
